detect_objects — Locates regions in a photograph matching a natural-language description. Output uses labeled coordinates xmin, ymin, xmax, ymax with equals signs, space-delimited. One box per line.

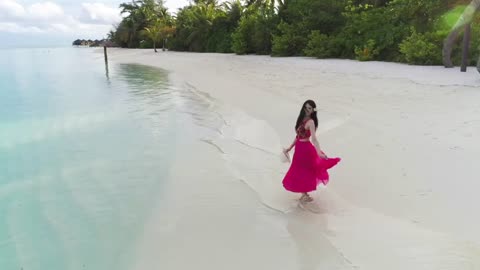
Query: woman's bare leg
xmin=300 ymin=193 xmax=313 ymax=202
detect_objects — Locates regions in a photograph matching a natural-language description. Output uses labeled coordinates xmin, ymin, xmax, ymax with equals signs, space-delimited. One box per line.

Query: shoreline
xmin=98 ymin=48 xmax=480 ymax=86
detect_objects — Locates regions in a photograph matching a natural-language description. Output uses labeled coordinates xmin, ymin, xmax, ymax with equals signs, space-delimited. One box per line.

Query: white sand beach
xmin=104 ymin=48 xmax=480 ymax=270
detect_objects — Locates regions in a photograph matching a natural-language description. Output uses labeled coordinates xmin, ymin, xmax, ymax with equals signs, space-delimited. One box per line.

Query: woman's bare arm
xmin=307 ymin=120 xmax=327 ymax=158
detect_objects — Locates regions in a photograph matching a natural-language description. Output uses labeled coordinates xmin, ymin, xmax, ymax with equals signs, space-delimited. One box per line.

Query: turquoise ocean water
xmin=0 ymin=47 xmax=213 ymax=270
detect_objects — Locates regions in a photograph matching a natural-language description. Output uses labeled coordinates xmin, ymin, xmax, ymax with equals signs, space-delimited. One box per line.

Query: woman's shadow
xmin=285 ymin=195 xmax=353 ymax=270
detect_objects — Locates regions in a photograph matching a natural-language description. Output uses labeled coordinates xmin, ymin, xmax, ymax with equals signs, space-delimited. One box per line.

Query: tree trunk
xmin=461 ymin=24 xmax=471 ymax=72
xmin=443 ymin=28 xmax=462 ymax=68
xmin=154 ymin=40 xmax=157 ymax=53
xmin=477 ymin=55 xmax=480 ymax=73
xmin=162 ymin=38 xmax=166 ymax=51
xmin=442 ymin=0 xmax=480 ymax=68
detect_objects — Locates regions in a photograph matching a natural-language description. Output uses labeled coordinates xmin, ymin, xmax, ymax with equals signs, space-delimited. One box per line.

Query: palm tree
xmin=144 ymin=19 xmax=163 ymax=52
xmin=120 ymin=1 xmax=141 ymax=47
xmin=159 ymin=24 xmax=176 ymax=51
xmin=442 ymin=0 xmax=480 ymax=68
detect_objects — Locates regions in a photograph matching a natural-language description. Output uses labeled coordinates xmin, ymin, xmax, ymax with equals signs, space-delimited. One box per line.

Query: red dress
xmin=282 ymin=119 xmax=341 ymax=193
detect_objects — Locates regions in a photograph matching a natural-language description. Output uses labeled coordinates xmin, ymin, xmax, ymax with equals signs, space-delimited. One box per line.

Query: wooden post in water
xmin=461 ymin=24 xmax=471 ymax=72
xmin=104 ymin=46 xmax=108 ymax=63
xmin=103 ymin=45 xmax=109 ymax=79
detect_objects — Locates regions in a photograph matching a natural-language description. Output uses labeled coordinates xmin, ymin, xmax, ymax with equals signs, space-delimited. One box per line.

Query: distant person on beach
xmin=282 ymin=100 xmax=341 ymax=203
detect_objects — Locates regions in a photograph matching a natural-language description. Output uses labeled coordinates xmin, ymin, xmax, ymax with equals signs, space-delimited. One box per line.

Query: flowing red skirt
xmin=282 ymin=140 xmax=341 ymax=193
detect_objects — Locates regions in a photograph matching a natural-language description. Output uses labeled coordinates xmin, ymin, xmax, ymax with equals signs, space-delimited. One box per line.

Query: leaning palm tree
xmin=144 ymin=19 xmax=163 ymax=52
xmin=442 ymin=0 xmax=480 ymax=68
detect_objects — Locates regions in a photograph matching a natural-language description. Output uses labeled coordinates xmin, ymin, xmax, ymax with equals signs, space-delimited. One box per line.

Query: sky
xmin=0 ymin=0 xmax=191 ymax=48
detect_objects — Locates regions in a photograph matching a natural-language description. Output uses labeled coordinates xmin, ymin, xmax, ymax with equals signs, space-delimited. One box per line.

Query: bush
xmin=231 ymin=14 xmax=255 ymax=54
xmin=139 ymin=39 xmax=154 ymax=49
xmin=231 ymin=7 xmax=277 ymax=55
xmin=304 ymin=30 xmax=332 ymax=58
xmin=399 ymin=30 xmax=442 ymax=65
xmin=340 ymin=3 xmax=409 ymax=60
xmin=354 ymin=39 xmax=380 ymax=61
xmin=207 ymin=29 xmax=233 ymax=53
xmin=272 ymin=22 xmax=308 ymax=56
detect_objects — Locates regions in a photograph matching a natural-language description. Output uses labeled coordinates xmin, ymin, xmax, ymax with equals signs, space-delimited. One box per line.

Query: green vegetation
xmin=105 ymin=0 xmax=480 ymax=65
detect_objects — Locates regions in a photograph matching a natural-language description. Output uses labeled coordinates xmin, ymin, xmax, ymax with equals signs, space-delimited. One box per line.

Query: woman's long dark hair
xmin=295 ymin=100 xmax=318 ymax=130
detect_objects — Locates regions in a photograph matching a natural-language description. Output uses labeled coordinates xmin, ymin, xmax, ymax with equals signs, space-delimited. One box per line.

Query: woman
xmin=282 ymin=100 xmax=341 ymax=202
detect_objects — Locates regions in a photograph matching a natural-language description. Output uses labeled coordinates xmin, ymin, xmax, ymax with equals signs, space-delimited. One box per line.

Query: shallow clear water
xmin=0 ymin=47 xmax=214 ymax=270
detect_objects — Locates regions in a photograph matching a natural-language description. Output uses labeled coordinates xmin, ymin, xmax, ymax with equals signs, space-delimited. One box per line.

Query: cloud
xmin=0 ymin=22 xmax=44 ymax=33
xmin=0 ymin=0 xmax=27 ymax=19
xmin=0 ymin=0 xmax=121 ymax=38
xmin=80 ymin=3 xmax=122 ymax=24
xmin=0 ymin=1 xmax=65 ymax=22
xmin=27 ymin=2 xmax=64 ymax=20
